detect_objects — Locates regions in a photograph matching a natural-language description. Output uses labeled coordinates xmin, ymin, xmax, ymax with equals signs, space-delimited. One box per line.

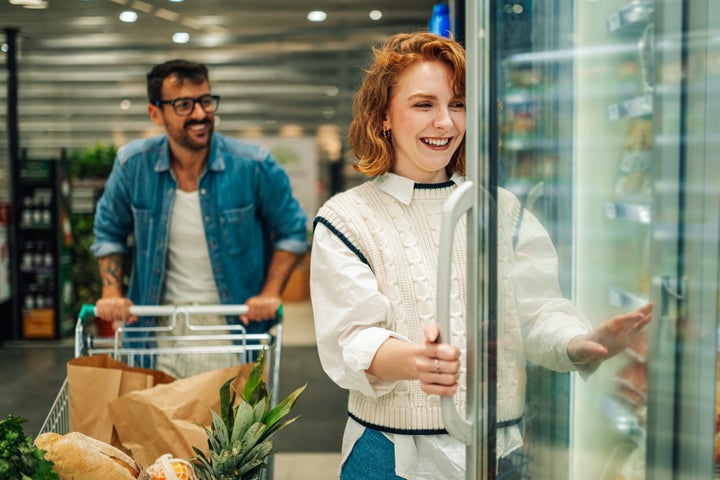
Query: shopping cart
xmin=38 ymin=303 xmax=283 ymax=478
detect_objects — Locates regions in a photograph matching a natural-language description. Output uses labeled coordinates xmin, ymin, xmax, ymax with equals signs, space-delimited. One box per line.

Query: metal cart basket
xmin=38 ymin=303 xmax=283 ymax=476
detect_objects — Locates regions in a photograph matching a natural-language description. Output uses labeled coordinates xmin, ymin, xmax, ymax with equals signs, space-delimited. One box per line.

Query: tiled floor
xmin=274 ymin=301 xmax=342 ymax=480
xmin=0 ymin=299 xmax=343 ymax=480
xmin=273 ymin=453 xmax=341 ymax=480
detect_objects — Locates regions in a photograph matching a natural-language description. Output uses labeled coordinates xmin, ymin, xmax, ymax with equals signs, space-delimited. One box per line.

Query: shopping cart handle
xmin=78 ymin=303 xmax=279 ymax=323
xmin=78 ymin=304 xmax=97 ymax=323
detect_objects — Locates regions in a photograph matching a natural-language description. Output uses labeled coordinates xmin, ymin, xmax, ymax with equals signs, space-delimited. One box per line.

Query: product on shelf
xmin=613 ymin=118 xmax=653 ymax=202
xmin=615 ymin=361 xmax=647 ymax=408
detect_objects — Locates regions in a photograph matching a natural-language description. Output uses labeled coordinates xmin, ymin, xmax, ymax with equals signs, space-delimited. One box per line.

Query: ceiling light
xmin=369 ymin=10 xmax=383 ymax=21
xmin=172 ymin=32 xmax=190 ymax=43
xmin=9 ymin=0 xmax=48 ymax=7
xmin=120 ymin=99 xmax=132 ymax=110
xmin=307 ymin=10 xmax=327 ymax=22
xmin=119 ymin=11 xmax=138 ymax=23
xmin=21 ymin=2 xmax=48 ymax=9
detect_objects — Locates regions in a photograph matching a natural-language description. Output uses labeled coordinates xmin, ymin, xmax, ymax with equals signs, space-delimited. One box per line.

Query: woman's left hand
xmin=567 ymin=303 xmax=654 ymax=369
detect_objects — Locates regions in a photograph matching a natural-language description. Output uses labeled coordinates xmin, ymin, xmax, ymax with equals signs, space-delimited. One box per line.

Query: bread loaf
xmin=35 ymin=431 xmax=146 ymax=480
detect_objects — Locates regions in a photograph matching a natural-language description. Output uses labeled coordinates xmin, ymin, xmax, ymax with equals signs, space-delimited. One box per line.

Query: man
xmin=91 ymin=59 xmax=308 ymax=351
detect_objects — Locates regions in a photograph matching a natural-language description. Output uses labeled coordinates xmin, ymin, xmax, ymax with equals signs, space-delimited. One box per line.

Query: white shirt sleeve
xmin=310 ymin=223 xmax=411 ymax=398
xmin=512 ymin=208 xmax=592 ymax=371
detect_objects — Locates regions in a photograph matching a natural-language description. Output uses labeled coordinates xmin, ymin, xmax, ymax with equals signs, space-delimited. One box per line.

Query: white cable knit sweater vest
xmin=316 ymin=180 xmax=527 ymax=433
xmin=316 ymin=180 xmax=467 ymax=433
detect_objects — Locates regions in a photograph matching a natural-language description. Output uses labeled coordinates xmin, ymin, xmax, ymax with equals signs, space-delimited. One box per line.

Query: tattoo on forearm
xmin=101 ymin=255 xmax=123 ymax=287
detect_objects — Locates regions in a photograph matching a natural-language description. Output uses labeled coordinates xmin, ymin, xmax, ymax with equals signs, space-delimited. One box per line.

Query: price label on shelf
xmin=606 ymin=13 xmax=622 ymax=33
xmin=605 ymin=202 xmax=618 ymax=219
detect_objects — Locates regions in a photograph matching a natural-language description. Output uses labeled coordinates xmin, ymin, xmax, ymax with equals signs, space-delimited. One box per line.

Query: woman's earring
xmin=382 ymin=129 xmax=391 ymax=139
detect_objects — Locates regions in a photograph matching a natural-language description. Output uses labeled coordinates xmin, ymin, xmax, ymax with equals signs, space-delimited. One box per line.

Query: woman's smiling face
xmin=383 ymin=60 xmax=466 ymax=183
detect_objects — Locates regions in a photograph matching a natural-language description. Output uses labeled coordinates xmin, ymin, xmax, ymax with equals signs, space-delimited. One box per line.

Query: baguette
xmin=35 ymin=431 xmax=145 ymax=480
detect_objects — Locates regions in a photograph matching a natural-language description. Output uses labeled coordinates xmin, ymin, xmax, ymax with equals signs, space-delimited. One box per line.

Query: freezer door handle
xmin=438 ymin=180 xmax=474 ymax=444
xmin=658 ymin=275 xmax=686 ymax=341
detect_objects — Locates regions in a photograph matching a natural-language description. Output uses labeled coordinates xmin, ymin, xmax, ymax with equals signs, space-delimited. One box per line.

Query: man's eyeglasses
xmin=153 ymin=94 xmax=220 ymax=116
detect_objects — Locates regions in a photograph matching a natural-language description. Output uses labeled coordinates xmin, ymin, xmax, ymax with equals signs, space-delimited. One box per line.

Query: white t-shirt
xmin=162 ymin=189 xmax=220 ymax=304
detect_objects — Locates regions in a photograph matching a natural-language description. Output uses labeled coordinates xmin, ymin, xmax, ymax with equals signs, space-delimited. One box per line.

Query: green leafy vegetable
xmin=0 ymin=415 xmax=58 ymax=480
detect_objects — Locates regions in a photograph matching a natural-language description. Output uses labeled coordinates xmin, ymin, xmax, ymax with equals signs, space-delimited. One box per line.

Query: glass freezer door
xmin=447 ymin=0 xmax=720 ymax=478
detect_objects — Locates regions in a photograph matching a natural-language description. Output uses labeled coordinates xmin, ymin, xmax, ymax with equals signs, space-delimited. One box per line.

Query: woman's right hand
xmin=418 ymin=324 xmax=461 ymax=397
xmin=95 ymin=297 xmax=137 ymax=325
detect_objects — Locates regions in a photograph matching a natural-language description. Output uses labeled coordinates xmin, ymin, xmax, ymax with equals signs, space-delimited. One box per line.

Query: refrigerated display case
xmin=442 ymin=0 xmax=720 ymax=478
xmin=14 ymin=154 xmax=74 ymax=339
xmin=572 ymin=1 xmax=656 ymax=478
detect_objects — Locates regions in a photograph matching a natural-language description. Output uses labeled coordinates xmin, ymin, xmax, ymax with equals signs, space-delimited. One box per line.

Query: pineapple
xmin=191 ymin=350 xmax=306 ymax=480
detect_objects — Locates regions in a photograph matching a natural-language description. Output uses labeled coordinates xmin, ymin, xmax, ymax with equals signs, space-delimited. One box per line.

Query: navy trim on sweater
xmin=313 ymin=216 xmax=371 ymax=267
xmin=348 ymin=411 xmax=524 ymax=435
xmin=348 ymin=411 xmax=449 ymax=436
xmin=414 ymin=180 xmax=455 ymax=189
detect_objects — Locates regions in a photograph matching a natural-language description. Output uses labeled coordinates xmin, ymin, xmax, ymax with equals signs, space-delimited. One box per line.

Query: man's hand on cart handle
xmin=241 ymin=294 xmax=282 ymax=325
xmin=95 ymin=297 xmax=139 ymax=324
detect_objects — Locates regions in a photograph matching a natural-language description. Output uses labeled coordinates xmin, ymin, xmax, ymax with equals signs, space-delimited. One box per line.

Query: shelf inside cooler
xmin=605 ymin=201 xmax=651 ymax=224
xmin=606 ymin=0 xmax=654 ymax=35
xmin=603 ymin=396 xmax=646 ymax=446
xmin=606 ymin=93 xmax=653 ymax=121
xmin=608 ymin=286 xmax=648 ymax=310
xmin=502 ymin=137 xmax=557 ymax=152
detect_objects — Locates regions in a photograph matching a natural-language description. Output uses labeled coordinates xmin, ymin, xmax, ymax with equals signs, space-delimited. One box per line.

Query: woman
xmin=310 ymin=31 xmax=652 ymax=479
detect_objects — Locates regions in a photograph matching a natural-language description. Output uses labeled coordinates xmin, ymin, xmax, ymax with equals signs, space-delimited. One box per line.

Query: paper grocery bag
xmin=67 ymin=355 xmax=176 ymax=446
xmin=108 ymin=363 xmax=254 ymax=468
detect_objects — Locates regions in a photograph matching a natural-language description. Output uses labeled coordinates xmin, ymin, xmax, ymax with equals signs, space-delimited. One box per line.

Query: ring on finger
xmin=434 ymin=358 xmax=440 ymax=373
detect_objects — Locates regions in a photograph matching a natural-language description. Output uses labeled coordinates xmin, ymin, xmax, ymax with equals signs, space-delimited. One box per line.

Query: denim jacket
xmin=91 ymin=133 xmax=308 ymax=329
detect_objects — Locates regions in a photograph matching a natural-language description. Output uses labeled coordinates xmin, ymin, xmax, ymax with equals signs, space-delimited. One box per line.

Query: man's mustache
xmin=184 ymin=119 xmax=211 ymax=128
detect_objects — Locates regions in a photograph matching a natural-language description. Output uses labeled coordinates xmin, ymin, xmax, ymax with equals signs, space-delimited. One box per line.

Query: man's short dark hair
xmin=146 ymin=59 xmax=210 ymax=103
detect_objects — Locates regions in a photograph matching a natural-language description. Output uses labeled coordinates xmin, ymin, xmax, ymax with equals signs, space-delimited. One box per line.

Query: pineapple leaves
xmin=230 ymin=401 xmax=254 ymax=445
xmin=191 ymin=347 xmax=306 ymax=480
xmin=238 ymin=441 xmax=273 ymax=476
xmin=261 ymin=383 xmax=307 ymax=428
xmin=241 ymin=350 xmax=267 ymax=406
xmin=219 ymin=377 xmax=236 ymax=433
xmin=209 ymin=410 xmax=230 ymax=450
xmin=238 ymin=422 xmax=267 ymax=460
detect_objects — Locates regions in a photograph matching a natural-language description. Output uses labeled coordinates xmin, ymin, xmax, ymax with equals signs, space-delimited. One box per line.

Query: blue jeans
xmin=497 ymin=449 xmax=529 ymax=480
xmin=341 ymin=428 xmax=403 ymax=480
xmin=341 ymin=427 xmax=529 ymax=480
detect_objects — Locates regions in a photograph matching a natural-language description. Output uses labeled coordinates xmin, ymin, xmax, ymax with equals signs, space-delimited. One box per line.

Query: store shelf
xmin=606 ymin=0 xmax=654 ymax=35
xmin=603 ymin=396 xmax=646 ymax=446
xmin=15 ymin=157 xmax=74 ymax=339
xmin=502 ymin=137 xmax=557 ymax=152
xmin=503 ymin=89 xmax=535 ymax=106
xmin=606 ymin=93 xmax=653 ymax=121
xmin=605 ymin=201 xmax=651 ymax=224
xmin=608 ymin=286 xmax=648 ymax=310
